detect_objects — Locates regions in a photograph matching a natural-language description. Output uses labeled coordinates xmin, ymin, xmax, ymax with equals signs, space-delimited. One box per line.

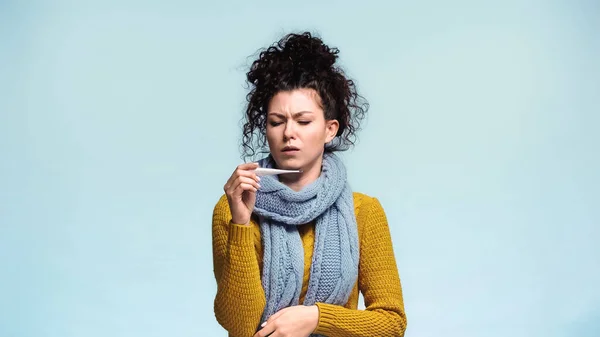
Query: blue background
xmin=1 ymin=0 xmax=598 ymax=336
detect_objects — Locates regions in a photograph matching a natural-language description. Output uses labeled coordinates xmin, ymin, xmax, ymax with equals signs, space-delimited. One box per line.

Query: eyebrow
xmin=268 ymin=111 xmax=313 ymax=118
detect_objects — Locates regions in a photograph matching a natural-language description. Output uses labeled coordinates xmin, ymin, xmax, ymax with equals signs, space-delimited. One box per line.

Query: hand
xmin=223 ymin=162 xmax=261 ymax=225
xmin=253 ymin=305 xmax=319 ymax=337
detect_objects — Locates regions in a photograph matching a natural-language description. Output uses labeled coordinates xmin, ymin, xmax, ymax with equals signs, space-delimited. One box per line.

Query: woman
xmin=212 ymin=32 xmax=407 ymax=337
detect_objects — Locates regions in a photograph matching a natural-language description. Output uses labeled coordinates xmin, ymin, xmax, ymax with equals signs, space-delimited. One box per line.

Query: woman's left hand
xmin=253 ymin=305 xmax=319 ymax=337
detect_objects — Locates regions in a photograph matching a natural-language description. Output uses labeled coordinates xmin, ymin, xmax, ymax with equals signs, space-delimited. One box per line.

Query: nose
xmin=283 ymin=120 xmax=296 ymax=141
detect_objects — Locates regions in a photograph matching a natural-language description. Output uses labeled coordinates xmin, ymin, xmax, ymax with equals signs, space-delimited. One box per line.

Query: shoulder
xmin=352 ymin=192 xmax=388 ymax=227
xmin=352 ymin=192 xmax=385 ymax=214
xmin=352 ymin=193 xmax=393 ymax=251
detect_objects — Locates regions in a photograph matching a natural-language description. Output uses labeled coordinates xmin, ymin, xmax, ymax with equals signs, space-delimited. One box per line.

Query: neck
xmin=278 ymin=157 xmax=323 ymax=192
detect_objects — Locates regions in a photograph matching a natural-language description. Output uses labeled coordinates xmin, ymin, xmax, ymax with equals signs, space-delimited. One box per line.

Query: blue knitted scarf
xmin=253 ymin=152 xmax=359 ymax=329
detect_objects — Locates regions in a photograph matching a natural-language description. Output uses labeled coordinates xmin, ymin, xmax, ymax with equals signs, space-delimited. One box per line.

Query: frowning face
xmin=266 ymin=88 xmax=339 ymax=174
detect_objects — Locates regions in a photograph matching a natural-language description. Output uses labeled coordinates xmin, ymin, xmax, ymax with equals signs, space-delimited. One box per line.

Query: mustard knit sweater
xmin=212 ymin=192 xmax=407 ymax=337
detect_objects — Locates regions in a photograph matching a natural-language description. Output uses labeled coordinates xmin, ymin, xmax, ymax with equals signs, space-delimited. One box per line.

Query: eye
xmin=298 ymin=121 xmax=311 ymax=125
xmin=269 ymin=121 xmax=283 ymax=127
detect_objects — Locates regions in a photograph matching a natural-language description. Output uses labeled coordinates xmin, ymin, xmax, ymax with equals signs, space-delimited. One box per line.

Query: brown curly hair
xmin=241 ymin=31 xmax=369 ymax=160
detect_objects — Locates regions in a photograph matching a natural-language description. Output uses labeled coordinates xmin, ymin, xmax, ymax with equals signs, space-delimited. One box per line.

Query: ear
xmin=324 ymin=119 xmax=340 ymax=143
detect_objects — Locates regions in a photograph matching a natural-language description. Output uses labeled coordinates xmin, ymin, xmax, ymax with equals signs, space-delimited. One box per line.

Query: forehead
xmin=268 ymin=88 xmax=323 ymax=114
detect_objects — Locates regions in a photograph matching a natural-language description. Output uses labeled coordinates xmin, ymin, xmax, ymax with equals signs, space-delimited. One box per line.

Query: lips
xmin=282 ymin=146 xmax=299 ymax=152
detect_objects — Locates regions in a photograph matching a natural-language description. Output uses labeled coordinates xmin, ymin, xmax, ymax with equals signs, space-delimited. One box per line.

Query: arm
xmin=313 ymin=197 xmax=407 ymax=337
xmin=212 ymin=194 xmax=266 ymax=336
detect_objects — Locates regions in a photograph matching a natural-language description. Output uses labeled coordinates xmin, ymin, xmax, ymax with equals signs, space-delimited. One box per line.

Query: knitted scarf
xmin=253 ymin=152 xmax=359 ymax=331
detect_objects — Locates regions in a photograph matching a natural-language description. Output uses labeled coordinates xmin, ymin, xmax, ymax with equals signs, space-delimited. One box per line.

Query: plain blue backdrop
xmin=1 ymin=0 xmax=598 ymax=336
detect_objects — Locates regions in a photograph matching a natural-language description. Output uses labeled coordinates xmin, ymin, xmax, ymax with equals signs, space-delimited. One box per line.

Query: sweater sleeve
xmin=313 ymin=197 xmax=408 ymax=337
xmin=212 ymin=195 xmax=266 ymax=337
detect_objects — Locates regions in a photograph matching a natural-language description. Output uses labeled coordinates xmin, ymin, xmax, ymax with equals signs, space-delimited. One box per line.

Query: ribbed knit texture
xmin=253 ymin=153 xmax=359 ymax=332
xmin=212 ymin=192 xmax=407 ymax=337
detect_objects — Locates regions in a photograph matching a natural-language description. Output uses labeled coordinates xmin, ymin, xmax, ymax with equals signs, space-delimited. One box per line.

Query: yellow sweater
xmin=212 ymin=192 xmax=407 ymax=337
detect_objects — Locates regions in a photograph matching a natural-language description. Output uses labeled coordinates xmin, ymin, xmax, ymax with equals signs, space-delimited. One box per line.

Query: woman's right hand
xmin=223 ymin=162 xmax=261 ymax=225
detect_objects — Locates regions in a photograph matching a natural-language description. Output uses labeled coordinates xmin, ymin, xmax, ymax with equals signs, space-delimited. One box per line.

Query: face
xmin=266 ymin=88 xmax=339 ymax=171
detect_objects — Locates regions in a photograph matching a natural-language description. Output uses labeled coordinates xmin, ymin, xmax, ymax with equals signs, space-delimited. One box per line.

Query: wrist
xmin=309 ymin=304 xmax=320 ymax=332
xmin=230 ymin=218 xmax=251 ymax=226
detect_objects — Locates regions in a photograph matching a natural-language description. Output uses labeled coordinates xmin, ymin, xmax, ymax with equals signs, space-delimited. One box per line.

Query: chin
xmin=273 ymin=156 xmax=304 ymax=170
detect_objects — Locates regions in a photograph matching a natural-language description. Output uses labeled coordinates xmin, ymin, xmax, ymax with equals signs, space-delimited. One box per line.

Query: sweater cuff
xmin=314 ymin=302 xmax=337 ymax=336
xmin=228 ymin=221 xmax=254 ymax=246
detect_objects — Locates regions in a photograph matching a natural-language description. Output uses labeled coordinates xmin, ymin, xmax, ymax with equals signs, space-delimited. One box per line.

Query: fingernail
xmin=261 ymin=321 xmax=266 ymax=327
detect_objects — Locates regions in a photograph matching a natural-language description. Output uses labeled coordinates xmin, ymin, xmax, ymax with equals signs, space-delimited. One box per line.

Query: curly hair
xmin=240 ymin=31 xmax=369 ymax=160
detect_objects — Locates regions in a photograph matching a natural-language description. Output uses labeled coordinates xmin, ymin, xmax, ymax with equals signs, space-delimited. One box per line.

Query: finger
xmin=225 ymin=163 xmax=260 ymax=191
xmin=226 ymin=176 xmax=260 ymax=196
xmin=234 ymin=162 xmax=260 ymax=178
xmin=241 ymin=182 xmax=258 ymax=193
xmin=225 ymin=172 xmax=259 ymax=192
xmin=253 ymin=325 xmax=276 ymax=337
xmin=255 ymin=309 xmax=287 ymax=337
xmin=224 ymin=174 xmax=236 ymax=192
xmin=234 ymin=167 xmax=261 ymax=183
xmin=228 ymin=182 xmax=259 ymax=196
xmin=237 ymin=171 xmax=260 ymax=184
xmin=237 ymin=162 xmax=260 ymax=170
xmin=231 ymin=177 xmax=260 ymax=192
